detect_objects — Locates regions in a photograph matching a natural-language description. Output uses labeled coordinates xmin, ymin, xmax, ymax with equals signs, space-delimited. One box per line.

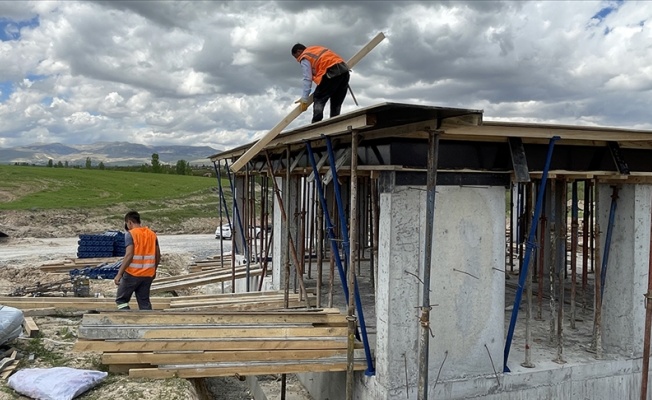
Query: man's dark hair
xmin=125 ymin=210 xmax=141 ymax=224
xmin=291 ymin=43 xmax=306 ymax=57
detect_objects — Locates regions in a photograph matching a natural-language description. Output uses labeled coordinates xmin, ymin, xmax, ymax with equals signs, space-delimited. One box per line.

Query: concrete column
xmin=600 ymin=183 xmax=652 ymax=357
xmin=373 ymin=174 xmax=505 ymax=399
xmin=271 ymin=176 xmax=298 ymax=291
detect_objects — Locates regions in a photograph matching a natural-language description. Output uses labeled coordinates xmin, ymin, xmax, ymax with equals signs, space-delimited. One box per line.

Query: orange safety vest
xmin=297 ymin=46 xmax=345 ymax=85
xmin=125 ymin=227 xmax=158 ymax=278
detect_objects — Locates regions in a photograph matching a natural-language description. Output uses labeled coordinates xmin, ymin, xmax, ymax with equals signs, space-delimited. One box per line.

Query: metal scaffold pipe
xmin=418 ymin=130 xmax=440 ymax=400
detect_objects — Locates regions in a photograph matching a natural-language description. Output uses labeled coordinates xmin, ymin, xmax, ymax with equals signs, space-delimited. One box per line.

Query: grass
xmin=0 ymin=165 xmax=230 ymax=212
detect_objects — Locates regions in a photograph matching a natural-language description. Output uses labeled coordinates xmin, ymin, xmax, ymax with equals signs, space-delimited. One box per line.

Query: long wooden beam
xmin=78 ymin=326 xmax=349 ymax=340
xmin=74 ymin=337 xmax=352 ymax=352
xmin=82 ymin=311 xmax=345 ymax=326
xmin=229 ymin=32 xmax=386 ymax=172
xmin=129 ymin=358 xmax=367 ymax=378
xmin=103 ymin=349 xmax=348 ymax=365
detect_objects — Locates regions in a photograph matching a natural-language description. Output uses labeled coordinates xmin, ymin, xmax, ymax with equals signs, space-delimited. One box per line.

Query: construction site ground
xmin=0 ymin=232 xmax=318 ymax=400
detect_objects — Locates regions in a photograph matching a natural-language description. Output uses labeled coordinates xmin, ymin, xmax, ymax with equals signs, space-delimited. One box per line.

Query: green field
xmin=0 ymin=166 xmax=230 ymax=223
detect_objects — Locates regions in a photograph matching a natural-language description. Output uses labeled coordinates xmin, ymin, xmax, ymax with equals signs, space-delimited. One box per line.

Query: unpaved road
xmin=0 ymin=234 xmax=230 ymax=267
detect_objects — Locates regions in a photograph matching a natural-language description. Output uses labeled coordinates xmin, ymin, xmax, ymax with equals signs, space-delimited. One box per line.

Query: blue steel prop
xmin=305 ymin=139 xmax=375 ymax=376
xmin=224 ymin=160 xmax=250 ymax=283
xmin=213 ymin=161 xmax=238 ymax=254
xmin=503 ymin=136 xmax=560 ymax=373
xmin=600 ymin=186 xmax=619 ymax=298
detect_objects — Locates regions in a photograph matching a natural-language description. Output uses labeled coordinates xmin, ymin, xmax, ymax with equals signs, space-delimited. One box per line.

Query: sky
xmin=0 ymin=0 xmax=650 ymax=151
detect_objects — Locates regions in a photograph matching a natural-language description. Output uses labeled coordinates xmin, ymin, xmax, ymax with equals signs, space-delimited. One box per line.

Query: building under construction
xmin=209 ymin=102 xmax=652 ymax=399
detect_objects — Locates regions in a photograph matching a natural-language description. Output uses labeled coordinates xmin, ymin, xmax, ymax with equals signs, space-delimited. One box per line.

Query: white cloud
xmin=0 ymin=0 xmax=650 ymax=151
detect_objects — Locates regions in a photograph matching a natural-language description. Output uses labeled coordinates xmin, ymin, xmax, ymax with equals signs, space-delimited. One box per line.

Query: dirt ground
xmin=0 ymin=208 xmax=299 ymax=400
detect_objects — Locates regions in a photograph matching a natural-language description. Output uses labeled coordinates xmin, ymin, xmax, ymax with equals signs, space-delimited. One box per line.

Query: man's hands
xmin=295 ymin=98 xmax=309 ymax=112
xmin=114 ymin=274 xmax=122 ymax=286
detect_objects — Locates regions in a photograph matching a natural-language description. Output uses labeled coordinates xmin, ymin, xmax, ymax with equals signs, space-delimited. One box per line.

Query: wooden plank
xmin=109 ymin=363 xmax=150 ymax=374
xmin=166 ymin=299 xmax=311 ymax=312
xmin=129 ymin=358 xmax=367 ymax=378
xmin=81 ymin=311 xmax=346 ymax=326
xmin=441 ymin=120 xmax=652 ymax=142
xmin=23 ymin=307 xmax=58 ymax=317
xmin=153 ymin=264 xmax=258 ymax=284
xmin=0 ymin=360 xmax=18 ymax=380
xmin=103 ymin=349 xmax=348 ymax=365
xmin=0 ymin=298 xmax=170 ymax=311
xmin=74 ymin=337 xmax=351 ymax=352
xmin=78 ymin=325 xmax=348 ymax=340
xmin=151 ymin=268 xmax=263 ymax=293
xmin=22 ymin=317 xmax=39 ymax=338
xmin=229 ymin=32 xmax=386 ymax=172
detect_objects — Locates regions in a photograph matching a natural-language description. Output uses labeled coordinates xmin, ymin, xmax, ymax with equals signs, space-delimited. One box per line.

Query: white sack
xmin=8 ymin=367 xmax=108 ymax=400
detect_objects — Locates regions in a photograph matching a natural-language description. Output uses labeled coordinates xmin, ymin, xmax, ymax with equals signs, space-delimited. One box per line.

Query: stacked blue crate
xmin=69 ymin=260 xmax=122 ymax=280
xmin=77 ymin=230 xmax=127 ymax=258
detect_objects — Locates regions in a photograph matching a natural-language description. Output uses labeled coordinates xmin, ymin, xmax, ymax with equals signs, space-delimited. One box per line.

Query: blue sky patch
xmin=26 ymin=73 xmax=47 ymax=82
xmin=0 ymin=16 xmax=39 ymax=41
xmin=0 ymin=81 xmax=13 ymax=102
xmin=591 ymin=0 xmax=624 ymax=22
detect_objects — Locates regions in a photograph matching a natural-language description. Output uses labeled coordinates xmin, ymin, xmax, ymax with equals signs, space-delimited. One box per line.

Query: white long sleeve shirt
xmin=300 ymin=58 xmax=312 ymax=101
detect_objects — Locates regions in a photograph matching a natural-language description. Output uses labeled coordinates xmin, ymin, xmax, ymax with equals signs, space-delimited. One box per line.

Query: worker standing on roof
xmin=114 ymin=210 xmax=160 ymax=310
xmin=292 ymin=43 xmax=350 ymax=123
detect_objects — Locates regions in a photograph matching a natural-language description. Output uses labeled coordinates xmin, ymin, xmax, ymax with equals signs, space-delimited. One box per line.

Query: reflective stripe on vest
xmin=125 ymin=227 xmax=157 ymax=278
xmin=298 ymin=46 xmax=345 ymax=85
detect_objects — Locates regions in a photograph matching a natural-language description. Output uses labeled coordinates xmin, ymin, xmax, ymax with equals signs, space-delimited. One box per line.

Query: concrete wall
xmin=599 ymin=183 xmax=652 ymax=357
xmin=364 ymin=181 xmax=506 ymax=399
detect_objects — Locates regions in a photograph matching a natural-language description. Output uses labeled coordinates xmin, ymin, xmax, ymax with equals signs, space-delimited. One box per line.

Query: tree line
xmin=17 ymin=153 xmax=217 ymax=177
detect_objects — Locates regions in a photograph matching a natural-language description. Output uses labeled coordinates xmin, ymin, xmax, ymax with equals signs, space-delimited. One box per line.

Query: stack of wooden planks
xmin=0 ymin=291 xmax=313 ymax=313
xmin=74 ymin=309 xmax=367 ymax=378
xmin=40 ymin=257 xmax=122 ymax=273
xmin=151 ymin=264 xmax=264 ymax=294
xmin=188 ymin=256 xmax=234 ymax=273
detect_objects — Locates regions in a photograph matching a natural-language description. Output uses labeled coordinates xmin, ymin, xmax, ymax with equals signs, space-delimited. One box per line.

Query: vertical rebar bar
xmin=555 ymin=180 xmax=566 ymax=364
xmin=582 ymin=180 xmax=590 ymax=309
xmin=549 ymin=179 xmax=557 ymax=345
xmin=510 ymin=182 xmax=515 ymax=272
xmin=537 ymin=212 xmax=546 ymax=321
xmin=316 ymin=182 xmax=324 ymax=307
xmin=346 ymin=131 xmax=359 ymax=400
xmin=593 ymin=181 xmax=603 ymax=358
xmin=418 ymin=131 xmax=440 ymax=400
xmin=369 ymin=176 xmax=377 ymax=290
xmin=522 ymin=182 xmax=535 ymax=368
xmin=570 ymin=181 xmax=578 ymax=329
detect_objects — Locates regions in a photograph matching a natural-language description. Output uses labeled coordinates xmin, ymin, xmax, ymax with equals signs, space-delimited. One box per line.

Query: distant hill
xmin=0 ymin=142 xmax=222 ymax=167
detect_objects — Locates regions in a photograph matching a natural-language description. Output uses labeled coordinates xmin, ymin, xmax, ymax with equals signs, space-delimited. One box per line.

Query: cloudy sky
xmin=0 ymin=0 xmax=649 ymax=151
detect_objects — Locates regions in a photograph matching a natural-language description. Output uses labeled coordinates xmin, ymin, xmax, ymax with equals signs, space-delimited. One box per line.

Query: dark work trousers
xmin=312 ymin=71 xmax=350 ymax=123
xmin=115 ymin=272 xmax=154 ymax=310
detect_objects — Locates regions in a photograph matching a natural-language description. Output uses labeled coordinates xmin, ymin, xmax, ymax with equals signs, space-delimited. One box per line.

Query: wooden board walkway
xmin=74 ymin=309 xmax=367 ymax=378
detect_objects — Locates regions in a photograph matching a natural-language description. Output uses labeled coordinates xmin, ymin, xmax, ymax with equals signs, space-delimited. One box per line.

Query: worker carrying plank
xmin=292 ymin=43 xmax=350 ymax=123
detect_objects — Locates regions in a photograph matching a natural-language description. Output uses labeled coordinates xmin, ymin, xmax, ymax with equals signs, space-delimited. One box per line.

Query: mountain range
xmin=0 ymin=142 xmax=222 ymax=167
